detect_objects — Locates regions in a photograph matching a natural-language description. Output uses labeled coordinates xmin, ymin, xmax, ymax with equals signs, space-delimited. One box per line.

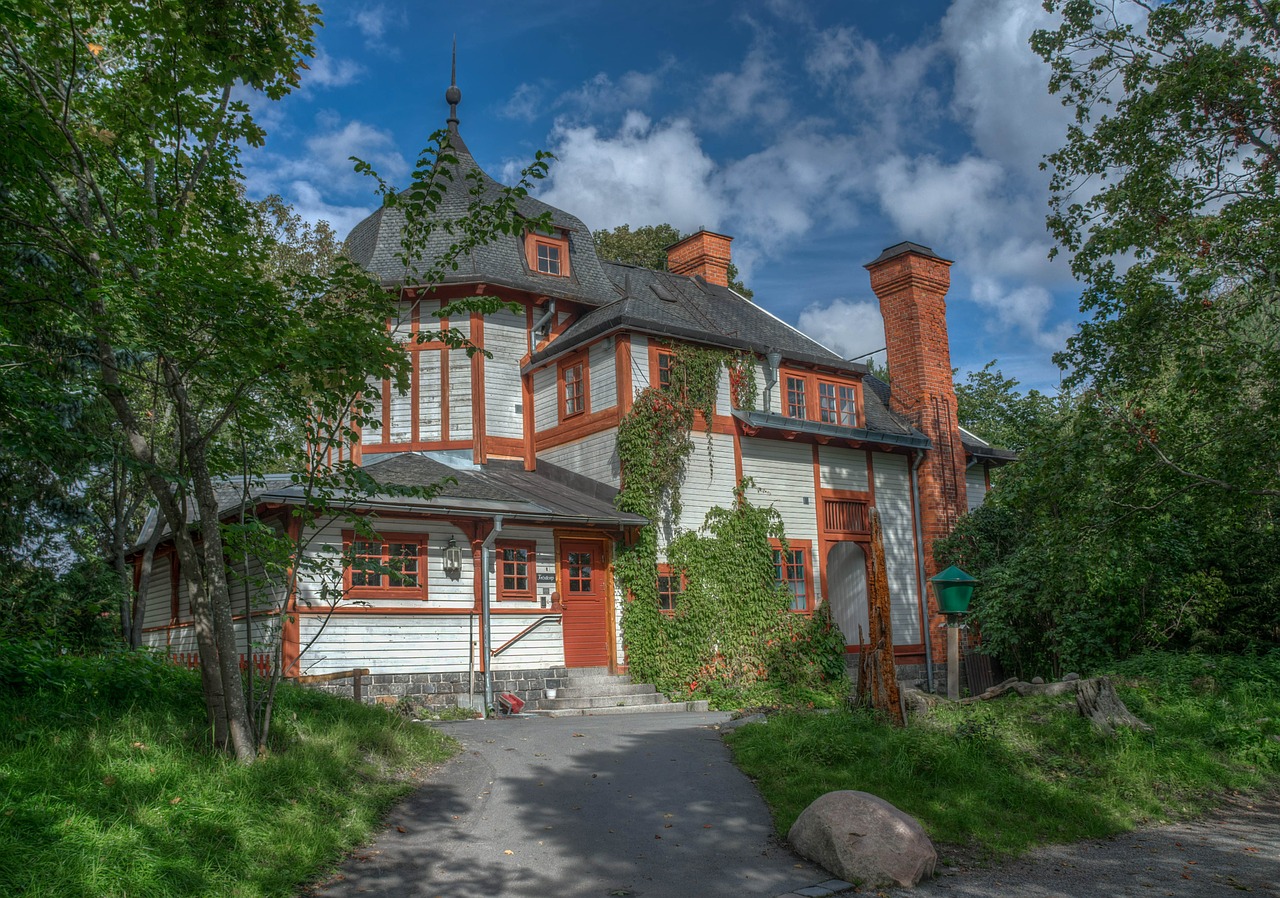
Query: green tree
xmin=593 ymin=222 xmax=754 ymax=298
xmin=1034 ymin=0 xmax=1280 ymax=499
xmin=955 ymin=361 xmax=1055 ymax=452
xmin=0 ymin=1 xmax=549 ymax=760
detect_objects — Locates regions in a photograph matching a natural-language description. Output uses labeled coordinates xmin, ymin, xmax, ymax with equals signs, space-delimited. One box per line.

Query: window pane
xmin=389 ymin=543 xmax=418 ymax=587
xmin=537 ymin=242 xmax=562 ymax=275
xmin=819 ymin=382 xmax=837 ymax=423
xmin=838 ymin=385 xmax=857 ymax=426
xmin=786 ymin=377 xmax=806 ymax=419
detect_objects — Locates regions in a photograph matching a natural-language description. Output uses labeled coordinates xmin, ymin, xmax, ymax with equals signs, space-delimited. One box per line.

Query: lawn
xmin=0 ymin=643 xmax=458 ymax=898
xmin=725 ymin=651 xmax=1280 ymax=860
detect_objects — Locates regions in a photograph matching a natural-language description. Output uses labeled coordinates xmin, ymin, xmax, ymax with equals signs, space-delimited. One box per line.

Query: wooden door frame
xmin=554 ymin=531 xmax=617 ymax=672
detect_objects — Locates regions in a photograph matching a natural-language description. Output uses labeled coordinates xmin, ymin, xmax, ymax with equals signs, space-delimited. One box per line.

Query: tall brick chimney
xmin=666 ymin=229 xmax=732 ymax=288
xmin=865 ymin=242 xmax=968 ymax=665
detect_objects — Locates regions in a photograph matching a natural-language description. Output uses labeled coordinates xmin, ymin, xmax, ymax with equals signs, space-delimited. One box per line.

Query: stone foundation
xmin=304 ymin=666 xmax=568 ymax=709
xmin=844 ymin=657 xmax=957 ymax=697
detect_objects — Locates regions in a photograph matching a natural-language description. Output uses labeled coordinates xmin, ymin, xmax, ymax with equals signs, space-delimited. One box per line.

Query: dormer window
xmin=527 ymin=230 xmax=570 ymax=278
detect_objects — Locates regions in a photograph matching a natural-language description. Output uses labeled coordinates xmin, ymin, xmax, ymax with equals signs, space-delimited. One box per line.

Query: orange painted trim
xmin=537 ymin=406 xmax=620 ymax=450
xmin=282 ymin=514 xmax=302 ymax=677
xmin=495 ymin=539 xmax=538 ymax=602
xmin=732 ymin=428 xmax=744 ymax=484
xmin=770 ymin=537 xmax=816 ymax=615
xmin=556 ymin=349 xmax=590 ymax=424
xmin=615 ymin=334 xmax=633 ymax=416
xmin=812 ymin=444 xmax=828 ymax=607
xmin=521 ymin=372 xmax=536 ymax=471
xmin=905 ymin=450 xmax=931 ymax=651
xmin=524 ymin=229 xmax=571 ymax=278
xmin=292 ymin=605 xmax=554 ymax=617
xmin=487 ymin=436 xmax=526 ymax=459
xmin=341 ymin=529 xmax=430 ymax=601
xmin=361 ymin=438 xmax=473 ymax=456
xmin=441 ymin=344 xmax=451 ymax=440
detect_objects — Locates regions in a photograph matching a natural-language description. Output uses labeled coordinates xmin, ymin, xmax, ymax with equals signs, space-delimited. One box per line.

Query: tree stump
xmin=853 ymin=508 xmax=904 ymax=726
xmin=1076 ymin=675 xmax=1151 ymax=735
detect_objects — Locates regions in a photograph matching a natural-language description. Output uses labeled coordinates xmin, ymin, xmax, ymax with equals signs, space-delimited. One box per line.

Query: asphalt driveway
xmin=306 ymin=711 xmax=836 ymax=898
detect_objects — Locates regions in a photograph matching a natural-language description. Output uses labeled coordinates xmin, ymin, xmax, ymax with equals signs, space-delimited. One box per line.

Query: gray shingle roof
xmin=343 ymin=128 xmax=618 ymax=305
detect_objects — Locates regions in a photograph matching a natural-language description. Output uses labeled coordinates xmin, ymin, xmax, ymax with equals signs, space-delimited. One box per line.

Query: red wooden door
xmin=560 ymin=540 xmax=609 ymax=668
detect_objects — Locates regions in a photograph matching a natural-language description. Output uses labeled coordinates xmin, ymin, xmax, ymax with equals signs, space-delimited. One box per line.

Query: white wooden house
xmin=132 ymin=79 xmax=1012 ymax=706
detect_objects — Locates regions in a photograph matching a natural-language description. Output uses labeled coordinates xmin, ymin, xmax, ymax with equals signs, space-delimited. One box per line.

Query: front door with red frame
xmin=560 ymin=540 xmax=609 ymax=668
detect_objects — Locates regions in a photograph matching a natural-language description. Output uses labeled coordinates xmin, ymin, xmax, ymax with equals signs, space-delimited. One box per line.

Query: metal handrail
xmin=491 ymin=613 xmax=561 ymax=658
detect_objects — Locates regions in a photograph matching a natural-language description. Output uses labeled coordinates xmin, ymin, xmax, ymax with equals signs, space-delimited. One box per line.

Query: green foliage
xmin=954 ymin=361 xmax=1056 ymax=452
xmin=591 ymin=222 xmax=754 ymax=298
xmin=727 ymin=650 xmax=1280 ymax=857
xmin=0 ymin=561 xmax=122 ymax=654
xmin=615 ymin=345 xmax=841 ymax=706
xmin=937 ymin=391 xmax=1280 ymax=678
xmin=0 ymin=647 xmax=456 ymax=897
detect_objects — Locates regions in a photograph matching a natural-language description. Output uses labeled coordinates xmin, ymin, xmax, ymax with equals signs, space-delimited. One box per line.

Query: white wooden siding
xmin=299 ymin=613 xmax=474 ymax=675
xmin=819 ymin=446 xmax=871 ymax=492
xmin=533 ymin=366 xmax=557 ymax=432
xmin=485 ymin=308 xmax=526 ymax=440
xmin=364 ymin=374 xmax=383 ymax=444
xmin=489 ymin=615 xmax=565 ymax=671
xmin=449 ymin=348 xmax=473 ymax=441
xmin=966 ymin=466 xmax=988 ymax=512
xmin=740 ymin=437 xmax=821 ymax=598
xmin=870 ymin=452 xmax=923 ymax=645
xmin=673 ymin=432 xmax=739 ymax=538
xmin=589 ymin=339 xmax=617 ymax=411
xmin=540 ymin=430 xmax=620 ymax=488
xmin=630 ymin=335 xmax=650 ymax=395
xmin=140 ymin=555 xmax=175 ymax=630
xmin=418 ymin=352 xmax=443 ymax=442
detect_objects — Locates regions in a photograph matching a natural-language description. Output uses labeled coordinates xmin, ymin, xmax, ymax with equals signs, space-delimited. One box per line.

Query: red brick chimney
xmin=865 ymin=242 xmax=968 ymax=664
xmin=666 ymin=230 xmax=732 ymax=288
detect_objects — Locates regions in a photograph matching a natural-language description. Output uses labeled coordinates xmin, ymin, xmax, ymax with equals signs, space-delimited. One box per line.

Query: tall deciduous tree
xmin=593 ymin=223 xmax=754 ymax=298
xmin=0 ymin=1 xmax=549 ymax=761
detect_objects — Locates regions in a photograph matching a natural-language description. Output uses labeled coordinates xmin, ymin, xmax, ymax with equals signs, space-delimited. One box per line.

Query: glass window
xmin=773 ymin=546 xmax=809 ymax=612
xmin=786 ymin=376 xmax=807 ymax=419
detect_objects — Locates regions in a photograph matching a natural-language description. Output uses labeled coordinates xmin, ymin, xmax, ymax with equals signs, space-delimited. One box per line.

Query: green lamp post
xmin=930 ymin=565 xmax=978 ymax=700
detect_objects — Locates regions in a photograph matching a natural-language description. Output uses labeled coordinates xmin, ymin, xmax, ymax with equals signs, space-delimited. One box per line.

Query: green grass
xmin=725 ymin=650 xmax=1280 ymax=860
xmin=0 ymin=645 xmax=458 ymax=897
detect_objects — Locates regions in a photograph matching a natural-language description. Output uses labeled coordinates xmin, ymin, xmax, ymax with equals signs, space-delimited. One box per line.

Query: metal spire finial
xmin=445 ymin=37 xmax=461 ymax=129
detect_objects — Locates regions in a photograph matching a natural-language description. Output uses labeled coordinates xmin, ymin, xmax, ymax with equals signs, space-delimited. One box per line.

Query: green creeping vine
xmin=615 ymin=348 xmax=845 ymax=708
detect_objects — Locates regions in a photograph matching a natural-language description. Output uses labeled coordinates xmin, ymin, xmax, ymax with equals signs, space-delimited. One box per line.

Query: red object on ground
xmin=497 ymin=692 xmax=525 ymax=715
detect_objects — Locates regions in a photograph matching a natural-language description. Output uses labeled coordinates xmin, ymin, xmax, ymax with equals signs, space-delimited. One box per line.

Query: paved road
xmin=915 ymin=792 xmax=1280 ymax=898
xmin=306 ymin=711 xmax=1280 ymax=898
xmin=307 ymin=712 xmax=836 ymax=898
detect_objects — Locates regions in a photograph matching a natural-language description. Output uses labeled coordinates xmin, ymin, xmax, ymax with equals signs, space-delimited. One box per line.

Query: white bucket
xmin=545 ymin=687 xmax=558 ymax=700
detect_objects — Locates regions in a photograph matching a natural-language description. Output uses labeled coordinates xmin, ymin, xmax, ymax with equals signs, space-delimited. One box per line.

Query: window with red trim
xmin=771 ymin=540 xmax=812 ymax=613
xmin=345 ymin=533 xmax=428 ymax=599
xmin=657 ymin=350 xmax=674 ymax=391
xmin=819 ymin=381 xmax=858 ymax=427
xmin=656 ymin=564 xmax=684 ymax=613
xmin=497 ymin=541 xmax=536 ymax=601
xmin=785 ymin=376 xmax=807 ymax=419
xmin=526 ymin=231 xmax=570 ymax=277
xmin=558 ymin=353 xmax=588 ymax=421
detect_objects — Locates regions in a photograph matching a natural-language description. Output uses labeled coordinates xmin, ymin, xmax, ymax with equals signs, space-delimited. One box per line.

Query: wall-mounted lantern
xmin=929 ymin=564 xmax=977 ymax=700
xmin=442 ymin=536 xmax=463 ymax=580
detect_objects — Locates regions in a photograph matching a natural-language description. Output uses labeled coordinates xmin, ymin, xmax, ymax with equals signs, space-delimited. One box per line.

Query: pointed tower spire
xmin=445 ymin=37 xmax=461 ymax=130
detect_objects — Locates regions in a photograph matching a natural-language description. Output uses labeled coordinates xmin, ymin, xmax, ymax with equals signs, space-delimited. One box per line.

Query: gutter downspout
xmin=529 ymin=300 xmax=556 ymax=357
xmin=909 ymin=450 xmax=935 ymax=693
xmin=480 ymin=515 xmax=504 ymax=716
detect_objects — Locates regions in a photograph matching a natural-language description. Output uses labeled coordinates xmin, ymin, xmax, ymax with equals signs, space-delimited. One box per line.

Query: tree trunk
xmin=854 ymin=508 xmax=904 ymax=726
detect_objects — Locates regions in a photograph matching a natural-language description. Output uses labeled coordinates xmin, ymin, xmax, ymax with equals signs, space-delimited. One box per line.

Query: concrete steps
xmin=527 ymin=667 xmax=709 ymax=717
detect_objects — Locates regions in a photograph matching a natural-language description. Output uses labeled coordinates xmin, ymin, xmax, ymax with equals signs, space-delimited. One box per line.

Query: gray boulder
xmin=787 ymin=790 xmax=937 ymax=888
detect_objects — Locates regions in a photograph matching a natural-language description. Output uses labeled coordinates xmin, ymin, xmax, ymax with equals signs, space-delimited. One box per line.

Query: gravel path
xmin=912 ymin=792 xmax=1279 ymax=898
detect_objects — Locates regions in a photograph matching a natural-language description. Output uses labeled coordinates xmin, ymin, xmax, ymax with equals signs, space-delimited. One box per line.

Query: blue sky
xmin=241 ymin=0 xmax=1085 ymax=392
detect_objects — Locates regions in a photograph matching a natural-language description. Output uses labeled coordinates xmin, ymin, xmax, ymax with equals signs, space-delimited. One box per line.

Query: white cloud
xmin=968 ymin=278 xmax=1075 ymax=351
xmin=498 ymin=82 xmax=546 ymax=123
xmin=244 ymin=117 xmax=406 ymax=235
xmin=557 ymin=68 xmax=667 ymax=119
xmin=533 ymin=112 xmax=724 ymax=234
xmin=352 ymin=6 xmax=396 ymax=42
xmin=699 ymin=38 xmax=788 ymax=128
xmin=939 ymin=0 xmax=1068 ymax=179
xmin=301 ymin=45 xmax=364 ymax=90
xmin=796 ymin=298 xmax=886 ymax=362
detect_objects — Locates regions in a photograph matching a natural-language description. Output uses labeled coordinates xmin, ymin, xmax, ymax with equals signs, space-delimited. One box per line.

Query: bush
xmin=0 ymin=559 xmax=122 ymax=653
